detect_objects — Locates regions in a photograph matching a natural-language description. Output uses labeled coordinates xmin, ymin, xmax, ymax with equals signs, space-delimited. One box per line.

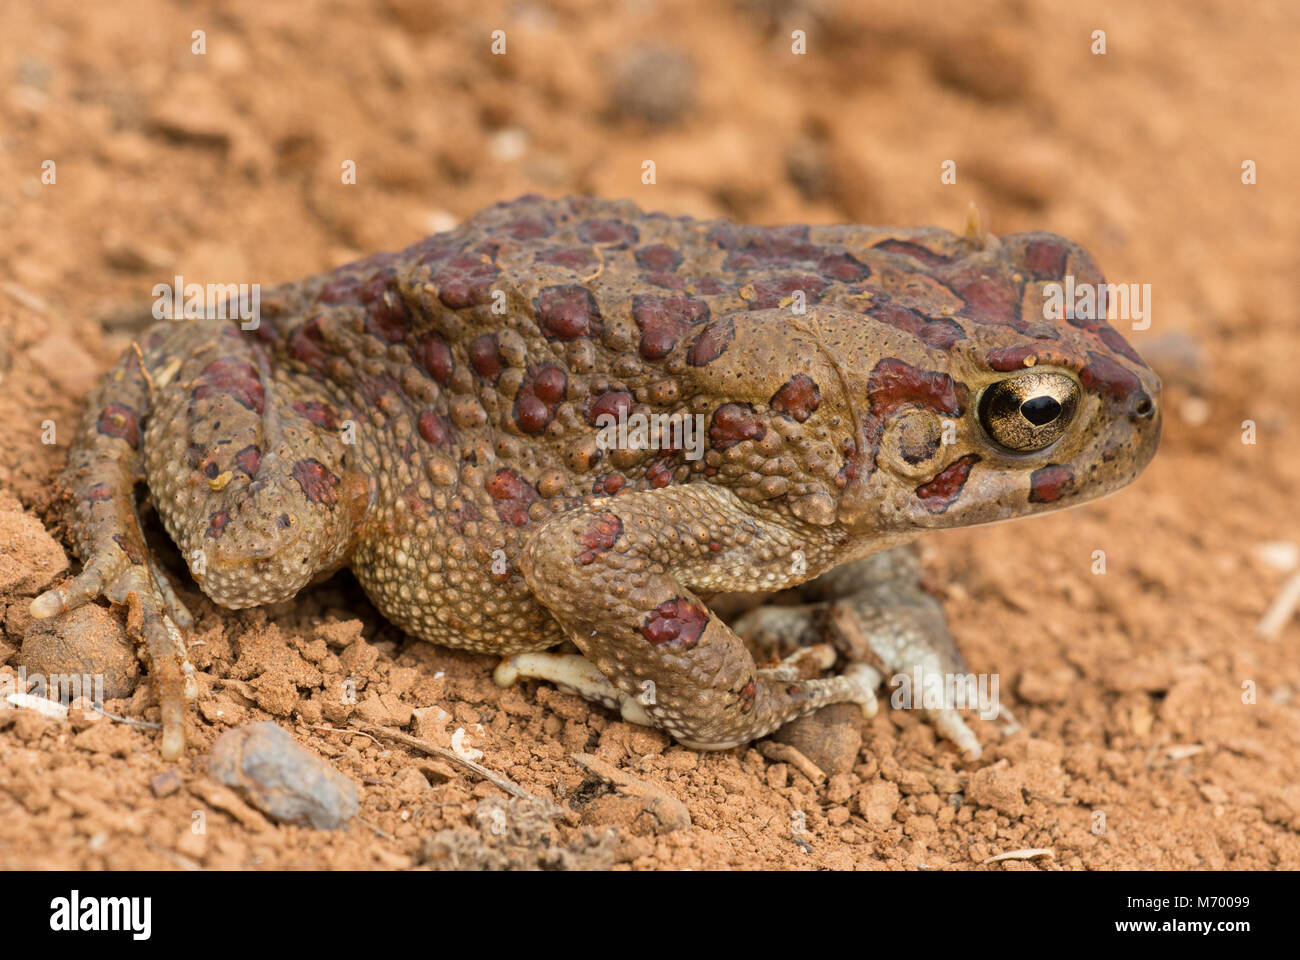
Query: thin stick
xmin=1258 ymin=571 xmax=1300 ymax=638
xmin=346 ymin=719 xmax=562 ymax=816
xmin=982 ymin=848 xmax=1055 ymax=865
xmin=756 ymin=740 xmax=827 ymax=785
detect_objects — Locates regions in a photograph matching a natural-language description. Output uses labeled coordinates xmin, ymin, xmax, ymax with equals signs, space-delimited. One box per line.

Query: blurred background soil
xmin=0 ymin=0 xmax=1297 ymax=869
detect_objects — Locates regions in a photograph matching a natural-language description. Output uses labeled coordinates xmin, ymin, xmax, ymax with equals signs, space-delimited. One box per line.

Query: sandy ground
xmin=1 ymin=0 xmax=1298 ymax=870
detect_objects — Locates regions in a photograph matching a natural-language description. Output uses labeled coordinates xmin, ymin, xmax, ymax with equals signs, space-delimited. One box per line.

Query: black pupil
xmin=1021 ymin=395 xmax=1061 ymax=426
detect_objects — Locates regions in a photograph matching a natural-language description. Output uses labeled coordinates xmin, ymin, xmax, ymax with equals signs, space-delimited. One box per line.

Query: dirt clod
xmin=771 ymin=703 xmax=863 ymax=777
xmin=966 ymin=760 xmax=1028 ymax=819
xmin=20 ymin=604 xmax=139 ymax=700
xmin=0 ymin=500 xmax=68 ymax=598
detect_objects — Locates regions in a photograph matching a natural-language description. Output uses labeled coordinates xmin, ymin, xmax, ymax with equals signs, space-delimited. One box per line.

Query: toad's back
xmin=40 ymin=195 xmax=1161 ymax=759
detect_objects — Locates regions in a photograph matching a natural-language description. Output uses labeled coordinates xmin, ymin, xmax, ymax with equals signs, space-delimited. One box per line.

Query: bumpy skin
xmin=34 ymin=195 xmax=1161 ymax=759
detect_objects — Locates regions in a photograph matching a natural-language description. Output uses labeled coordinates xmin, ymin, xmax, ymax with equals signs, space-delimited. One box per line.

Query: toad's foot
xmin=495 ymin=644 xmax=877 ymax=735
xmin=495 ymin=651 xmax=656 ymax=727
xmin=33 ymin=554 xmax=196 ymax=759
xmin=733 ymin=546 xmax=987 ymax=760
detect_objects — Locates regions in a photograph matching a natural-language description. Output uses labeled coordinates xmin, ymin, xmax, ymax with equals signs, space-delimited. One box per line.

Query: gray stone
xmin=209 ymin=722 xmax=358 ymax=829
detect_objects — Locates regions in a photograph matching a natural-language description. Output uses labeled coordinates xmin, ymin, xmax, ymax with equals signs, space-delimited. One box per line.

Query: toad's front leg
xmin=504 ymin=485 xmax=878 ymax=749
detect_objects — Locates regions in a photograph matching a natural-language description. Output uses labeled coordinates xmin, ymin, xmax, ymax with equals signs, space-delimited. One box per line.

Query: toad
xmin=32 ymin=195 xmax=1161 ymax=760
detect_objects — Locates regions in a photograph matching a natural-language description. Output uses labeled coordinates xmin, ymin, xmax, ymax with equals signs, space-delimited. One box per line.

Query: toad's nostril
xmin=1132 ymin=396 xmax=1155 ymax=420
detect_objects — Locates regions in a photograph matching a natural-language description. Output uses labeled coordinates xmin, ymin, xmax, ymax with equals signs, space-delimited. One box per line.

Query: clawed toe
xmin=842 ymin=662 xmax=882 ymax=718
xmin=30 ymin=553 xmax=124 ymax=620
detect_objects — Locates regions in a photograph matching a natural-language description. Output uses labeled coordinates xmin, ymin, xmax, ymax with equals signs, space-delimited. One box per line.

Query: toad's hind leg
xmin=732 ymin=547 xmax=988 ymax=758
xmin=34 ymin=324 xmax=363 ymax=759
xmin=31 ymin=340 xmax=195 ymax=758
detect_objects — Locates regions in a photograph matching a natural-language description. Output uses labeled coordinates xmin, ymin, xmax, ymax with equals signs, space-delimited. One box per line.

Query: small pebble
xmin=150 ymin=769 xmax=183 ymax=797
xmin=209 ymin=722 xmax=358 ymax=829
xmin=610 ymin=44 xmax=694 ymax=125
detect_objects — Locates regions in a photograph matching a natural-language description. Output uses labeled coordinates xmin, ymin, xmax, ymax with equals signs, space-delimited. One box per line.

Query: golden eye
xmin=978 ymin=372 xmax=1079 ymax=452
